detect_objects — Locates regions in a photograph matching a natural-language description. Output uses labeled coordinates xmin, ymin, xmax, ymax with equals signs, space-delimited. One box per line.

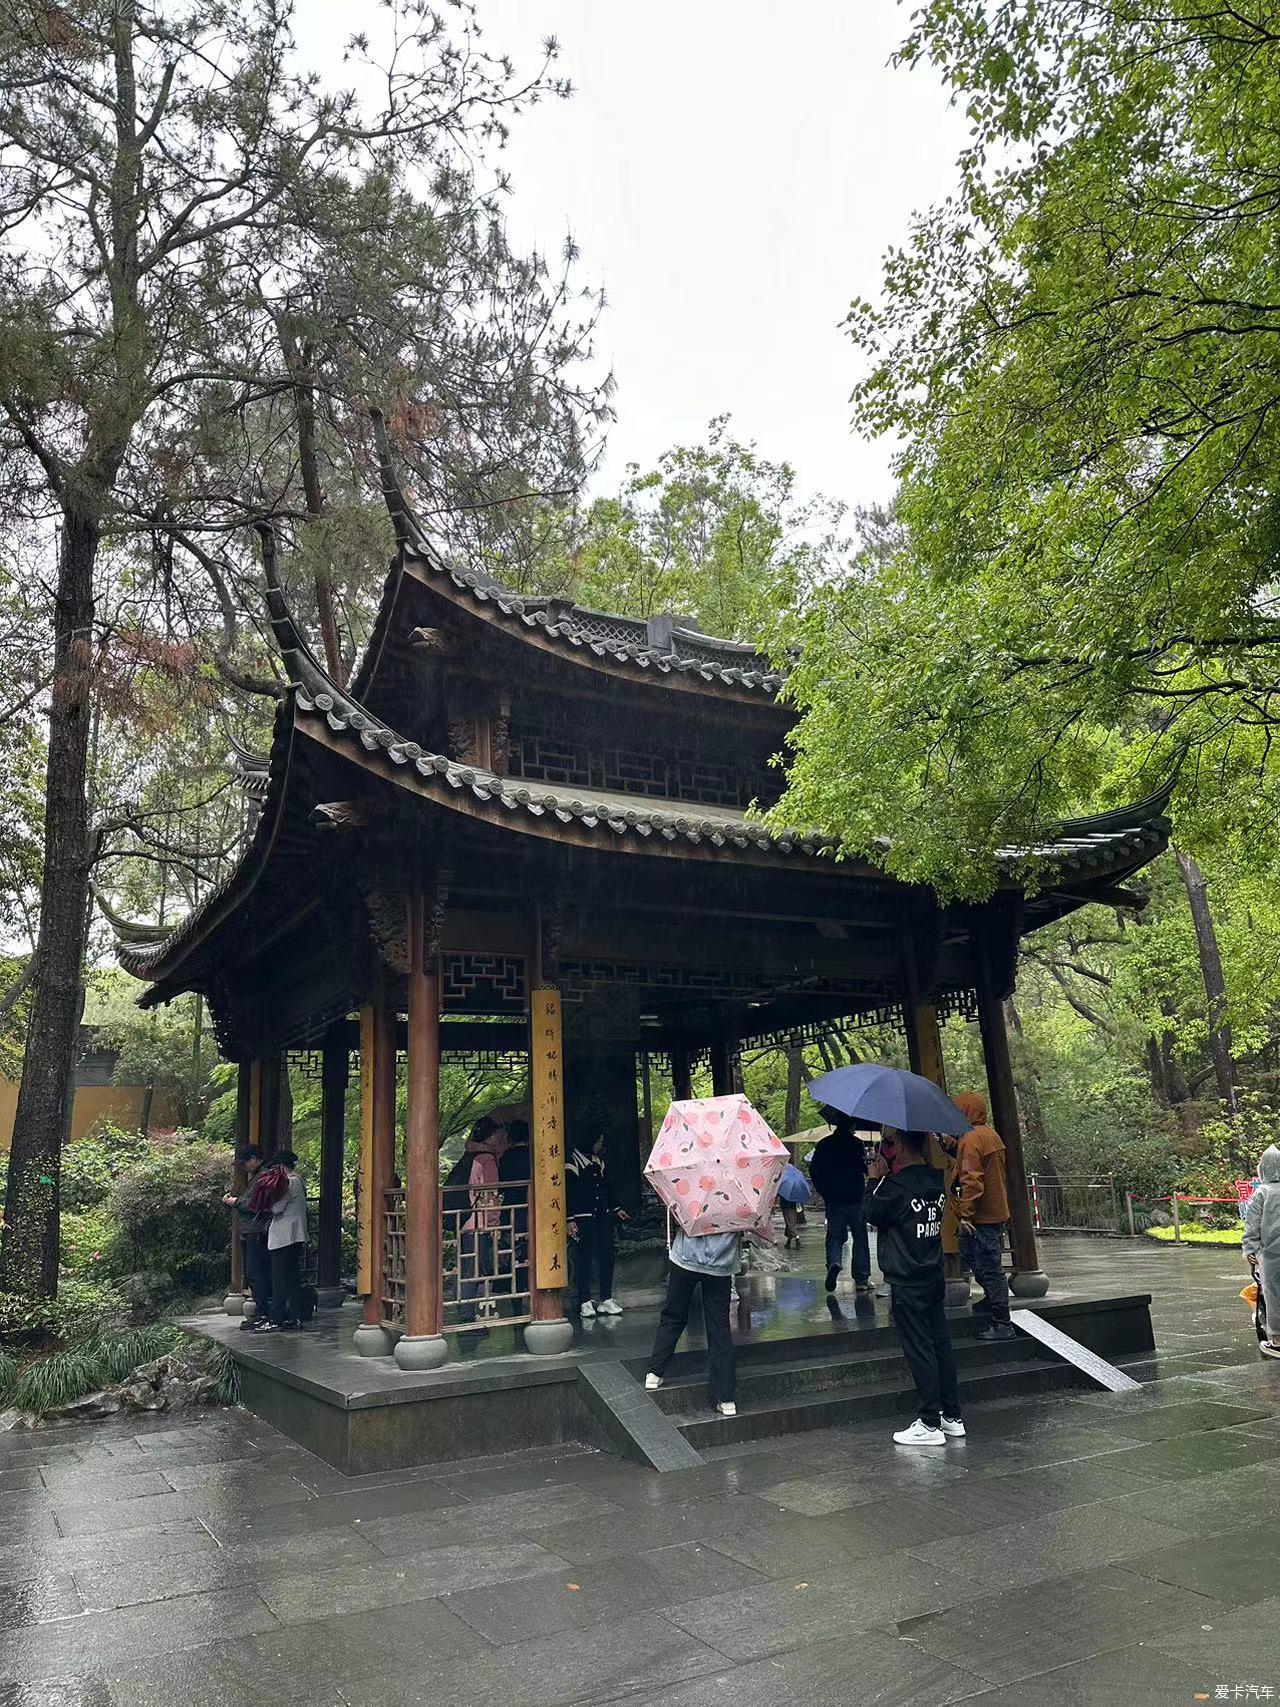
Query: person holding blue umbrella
xmin=809 ymin=1065 xmax=971 ymax=1446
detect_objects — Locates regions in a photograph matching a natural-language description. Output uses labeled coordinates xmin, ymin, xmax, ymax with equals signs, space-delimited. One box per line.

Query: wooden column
xmin=395 ymin=887 xmax=447 ymax=1368
xmin=671 ymin=1042 xmax=693 ymax=1101
xmin=353 ymin=975 xmax=397 ymax=1354
xmin=224 ymin=1061 xmax=253 ymax=1312
xmin=976 ymin=933 xmax=1047 ymax=1292
xmin=709 ymin=1040 xmax=733 ymax=1097
xmin=907 ymin=1001 xmax=963 ymax=1272
xmin=526 ymin=911 xmax=573 ymax=1353
xmin=639 ymin=1048 xmax=654 ymax=1166
xmin=316 ymin=1023 xmax=348 ymax=1305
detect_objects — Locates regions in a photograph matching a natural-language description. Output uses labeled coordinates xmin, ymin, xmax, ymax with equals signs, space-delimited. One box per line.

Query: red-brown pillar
xmin=976 ymin=933 xmax=1048 ymax=1297
xmin=316 ymin=1023 xmax=348 ymax=1306
xmin=223 ymin=1061 xmax=253 ymax=1314
xmin=395 ymin=888 xmax=447 ymax=1369
xmin=353 ymin=974 xmax=397 ymax=1355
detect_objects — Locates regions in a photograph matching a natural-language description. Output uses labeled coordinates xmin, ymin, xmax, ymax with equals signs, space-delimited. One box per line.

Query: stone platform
xmin=190 ymin=1234 xmax=1155 ymax=1475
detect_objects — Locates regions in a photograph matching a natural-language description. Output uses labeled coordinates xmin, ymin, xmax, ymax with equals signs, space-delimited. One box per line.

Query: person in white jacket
xmin=265 ymin=1150 xmax=308 ymax=1331
xmin=1243 ymin=1144 xmax=1280 ymax=1359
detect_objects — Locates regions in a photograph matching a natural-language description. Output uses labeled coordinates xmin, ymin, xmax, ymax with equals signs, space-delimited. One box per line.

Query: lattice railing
xmin=379 ymin=1181 xmax=532 ymax=1334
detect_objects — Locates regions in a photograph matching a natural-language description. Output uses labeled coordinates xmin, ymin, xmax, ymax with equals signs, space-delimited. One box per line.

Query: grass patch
xmin=7 ymin=1324 xmax=237 ymax=1416
xmin=0 ymin=1346 xmax=17 ymax=1402
xmin=1145 ymin=1225 xmax=1243 ymax=1245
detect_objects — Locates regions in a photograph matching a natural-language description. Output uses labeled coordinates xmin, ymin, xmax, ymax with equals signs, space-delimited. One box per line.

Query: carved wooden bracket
xmin=425 ymin=868 xmax=451 ymax=960
xmin=364 ymin=891 xmax=410 ymax=974
xmin=409 ymin=626 xmax=451 ymax=654
xmin=311 ymin=800 xmax=370 ymax=832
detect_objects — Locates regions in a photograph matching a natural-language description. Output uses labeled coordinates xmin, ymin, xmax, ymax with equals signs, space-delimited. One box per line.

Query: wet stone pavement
xmin=2 ymin=1235 xmax=1279 ymax=1707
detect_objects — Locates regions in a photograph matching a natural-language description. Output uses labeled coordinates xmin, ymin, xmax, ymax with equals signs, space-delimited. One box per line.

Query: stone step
xmin=674 ymin=1354 xmax=1086 ymax=1449
xmin=650 ymin=1334 xmax=1041 ymax=1415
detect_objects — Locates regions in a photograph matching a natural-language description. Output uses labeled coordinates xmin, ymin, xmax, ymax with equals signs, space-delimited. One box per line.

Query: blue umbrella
xmin=777 ymin=1162 xmax=812 ymax=1206
xmin=807 ymin=1064 xmax=972 ymax=1136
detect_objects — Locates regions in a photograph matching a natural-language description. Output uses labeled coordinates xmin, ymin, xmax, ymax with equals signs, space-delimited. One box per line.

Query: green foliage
xmin=529 ymin=418 xmax=846 ymax=648
xmin=106 ymin=1142 xmax=233 ymax=1291
xmin=1146 ymin=1226 xmax=1243 ymax=1246
xmin=60 ymin=1208 xmax=119 ymax=1277
xmin=0 ymin=1346 xmax=16 ymax=1399
xmin=0 ymin=1279 xmax=127 ymax=1348
xmin=778 ymin=2 xmax=1280 ymax=891
xmin=91 ymin=981 xmax=217 ymax=1128
xmin=7 ymin=1324 xmax=235 ymax=1415
xmin=60 ymin=1126 xmax=151 ymax=1212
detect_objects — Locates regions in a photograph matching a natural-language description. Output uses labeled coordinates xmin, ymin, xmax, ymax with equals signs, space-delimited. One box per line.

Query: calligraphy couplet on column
xmin=531 ymin=987 xmax=568 ymax=1291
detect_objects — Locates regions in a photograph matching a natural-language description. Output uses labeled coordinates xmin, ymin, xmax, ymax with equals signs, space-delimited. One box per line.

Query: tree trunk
xmin=1173 ymin=847 xmax=1239 ymax=1113
xmin=138 ymin=1082 xmax=155 ymax=1141
xmin=1005 ymin=998 xmax=1056 ymax=1174
xmin=0 ymin=506 xmax=98 ymax=1297
xmin=279 ymin=324 xmax=342 ymax=681
xmin=784 ymin=1046 xmax=802 ymax=1137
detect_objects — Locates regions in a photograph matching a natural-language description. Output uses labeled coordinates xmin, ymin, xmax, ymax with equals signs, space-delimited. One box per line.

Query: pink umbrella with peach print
xmin=644 ymin=1094 xmax=788 ymax=1236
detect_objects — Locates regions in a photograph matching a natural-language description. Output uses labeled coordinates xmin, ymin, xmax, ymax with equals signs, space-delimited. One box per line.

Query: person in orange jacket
xmin=946 ymin=1092 xmax=1014 ymax=1341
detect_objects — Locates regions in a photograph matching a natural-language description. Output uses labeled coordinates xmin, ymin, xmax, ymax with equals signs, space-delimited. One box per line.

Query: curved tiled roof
xmin=115 ymin=524 xmax=1173 ymax=992
xmin=367 ymin=410 xmax=786 ymax=697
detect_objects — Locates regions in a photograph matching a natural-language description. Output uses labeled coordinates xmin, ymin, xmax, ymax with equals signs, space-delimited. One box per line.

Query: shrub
xmin=112 ymin=1270 xmax=181 ymax=1322
xmin=107 ymin=1142 xmax=233 ymax=1291
xmin=0 ymin=1346 xmax=16 ymax=1399
xmin=61 ymin=1125 xmax=151 ymax=1212
xmin=0 ymin=1279 xmax=127 ymax=1348
xmin=60 ymin=1207 xmax=119 ymax=1277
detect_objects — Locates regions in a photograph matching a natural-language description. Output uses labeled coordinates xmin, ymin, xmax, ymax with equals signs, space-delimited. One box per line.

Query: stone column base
xmin=944 ymin=1278 xmax=972 ymax=1310
xmin=315 ymin=1286 xmax=346 ymax=1309
xmin=352 ymin=1322 xmax=394 ymax=1357
xmin=223 ymin=1292 xmax=245 ymax=1317
xmin=524 ymin=1318 xmax=574 ymax=1356
xmin=1011 ymin=1269 xmax=1050 ymax=1299
xmin=393 ymin=1334 xmax=449 ymax=1371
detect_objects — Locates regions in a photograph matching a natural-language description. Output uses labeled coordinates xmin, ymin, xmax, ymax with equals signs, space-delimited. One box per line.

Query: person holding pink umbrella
xmin=642 ymin=1093 xmax=788 ymax=1417
xmin=644 ymin=1226 xmax=741 ymax=1416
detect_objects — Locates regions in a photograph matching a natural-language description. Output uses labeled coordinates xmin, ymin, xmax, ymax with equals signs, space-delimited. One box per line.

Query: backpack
xmin=245 ymin=1163 xmax=289 ymax=1215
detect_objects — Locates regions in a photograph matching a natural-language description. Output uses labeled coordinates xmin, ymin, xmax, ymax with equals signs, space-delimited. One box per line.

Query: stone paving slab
xmin=1 ymin=1236 xmax=1278 ymax=1706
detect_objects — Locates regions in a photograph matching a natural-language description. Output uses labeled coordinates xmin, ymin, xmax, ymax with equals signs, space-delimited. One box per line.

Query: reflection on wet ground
xmin=1 ymin=1235 xmax=1277 ymax=1705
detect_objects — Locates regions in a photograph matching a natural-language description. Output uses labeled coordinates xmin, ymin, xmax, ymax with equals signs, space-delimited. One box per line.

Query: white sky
xmin=300 ymin=0 xmax=968 ymax=513
xmin=476 ymin=0 xmax=967 ymax=512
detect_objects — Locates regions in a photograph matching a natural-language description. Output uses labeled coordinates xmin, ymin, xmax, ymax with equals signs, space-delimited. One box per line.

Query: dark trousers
xmin=573 ymin=1215 xmax=615 ymax=1305
xmin=649 ymin=1262 xmax=735 ymax=1405
xmin=891 ymin=1273 xmax=961 ymax=1429
xmin=824 ymin=1203 xmax=871 ymax=1285
xmin=269 ymin=1242 xmax=304 ymax=1326
xmin=244 ymin=1235 xmax=271 ymax=1316
xmin=960 ymin=1222 xmax=1010 ymax=1322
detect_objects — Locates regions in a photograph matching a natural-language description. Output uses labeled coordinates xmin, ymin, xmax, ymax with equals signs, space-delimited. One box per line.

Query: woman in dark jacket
xmin=566 ymin=1136 xmax=629 ymax=1318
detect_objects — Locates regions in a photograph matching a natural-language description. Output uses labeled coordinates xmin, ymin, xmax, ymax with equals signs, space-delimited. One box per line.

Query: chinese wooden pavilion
xmin=117 ymin=416 xmax=1171 ymax=1372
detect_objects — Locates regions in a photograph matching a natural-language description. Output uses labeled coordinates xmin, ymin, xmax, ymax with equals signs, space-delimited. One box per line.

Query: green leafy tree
xmin=778 ymin=1 xmax=1280 ymax=895
xmin=0 ymin=0 xmax=603 ymax=1297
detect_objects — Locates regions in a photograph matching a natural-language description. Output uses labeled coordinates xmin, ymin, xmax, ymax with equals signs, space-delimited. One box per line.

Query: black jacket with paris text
xmin=863 ymin=1163 xmax=947 ymax=1284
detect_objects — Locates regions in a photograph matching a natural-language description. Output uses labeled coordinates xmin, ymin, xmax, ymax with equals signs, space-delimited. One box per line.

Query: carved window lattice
xmin=442 ymin=953 xmax=527 ymax=1013
xmin=381 ymin=1189 xmax=406 ymax=1327
xmin=506 ymin=719 xmax=749 ymax=809
xmin=287 ymin=1048 xmax=325 ymax=1082
xmin=560 ymin=960 xmax=897 ymax=1005
xmin=936 ymin=988 xmax=980 ymax=1025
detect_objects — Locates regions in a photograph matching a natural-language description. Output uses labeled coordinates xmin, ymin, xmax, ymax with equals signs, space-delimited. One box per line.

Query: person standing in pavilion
xmin=265 ymin=1150 xmax=308 ymax=1331
xmin=222 ymin=1148 xmax=272 ymax=1330
xmin=864 ymin=1128 xmax=964 ymax=1445
xmin=566 ymin=1135 xmax=628 ymax=1317
xmin=946 ymin=1091 xmax=1015 ymax=1342
xmin=810 ymin=1108 xmax=875 ymax=1296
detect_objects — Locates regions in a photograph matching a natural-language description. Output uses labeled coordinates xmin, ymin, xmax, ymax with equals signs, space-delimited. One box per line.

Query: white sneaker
xmin=596 ymin=1298 xmax=623 ymax=1316
xmin=893 ymin=1418 xmax=946 ymax=1446
xmin=644 ymin=1373 xmax=663 ymax=1390
xmin=940 ymin=1416 xmax=967 ymax=1438
xmin=579 ymin=1300 xmax=595 ymax=1319
xmin=715 ymin=1402 xmax=737 ymax=1417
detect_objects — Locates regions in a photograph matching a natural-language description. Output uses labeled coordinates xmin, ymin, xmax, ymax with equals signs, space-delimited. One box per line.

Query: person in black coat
xmin=809 ymin=1108 xmax=875 ymax=1296
xmin=566 ymin=1136 xmax=629 ymax=1318
xmin=222 ymin=1149 xmax=271 ymax=1329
